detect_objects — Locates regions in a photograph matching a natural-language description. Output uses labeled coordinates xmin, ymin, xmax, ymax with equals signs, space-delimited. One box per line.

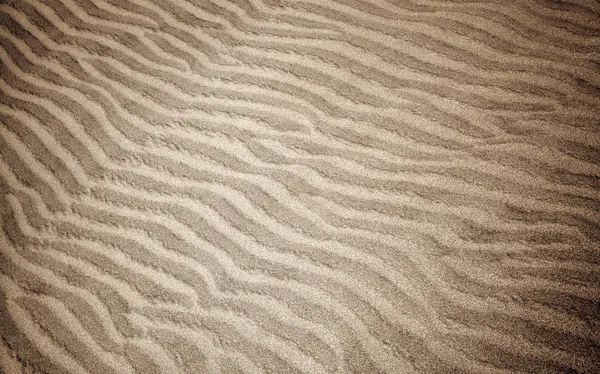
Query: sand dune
xmin=0 ymin=0 xmax=599 ymax=373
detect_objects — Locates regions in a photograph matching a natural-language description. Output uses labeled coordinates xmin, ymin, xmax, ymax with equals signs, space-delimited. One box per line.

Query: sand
xmin=1 ymin=0 xmax=599 ymax=373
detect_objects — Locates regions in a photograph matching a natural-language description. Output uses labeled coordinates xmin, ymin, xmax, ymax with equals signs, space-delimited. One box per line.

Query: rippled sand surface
xmin=1 ymin=0 xmax=599 ymax=373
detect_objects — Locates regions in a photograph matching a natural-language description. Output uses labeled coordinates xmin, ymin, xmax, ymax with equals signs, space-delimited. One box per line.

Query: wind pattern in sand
xmin=1 ymin=0 xmax=599 ymax=373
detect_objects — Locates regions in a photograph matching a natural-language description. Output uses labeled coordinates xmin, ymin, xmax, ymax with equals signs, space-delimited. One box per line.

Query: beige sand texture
xmin=1 ymin=0 xmax=599 ymax=373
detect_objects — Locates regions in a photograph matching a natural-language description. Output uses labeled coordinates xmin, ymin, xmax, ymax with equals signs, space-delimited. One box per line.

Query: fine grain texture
xmin=1 ymin=0 xmax=599 ymax=373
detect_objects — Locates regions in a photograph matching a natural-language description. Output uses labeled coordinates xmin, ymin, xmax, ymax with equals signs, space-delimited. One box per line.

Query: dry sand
xmin=1 ymin=0 xmax=599 ymax=372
